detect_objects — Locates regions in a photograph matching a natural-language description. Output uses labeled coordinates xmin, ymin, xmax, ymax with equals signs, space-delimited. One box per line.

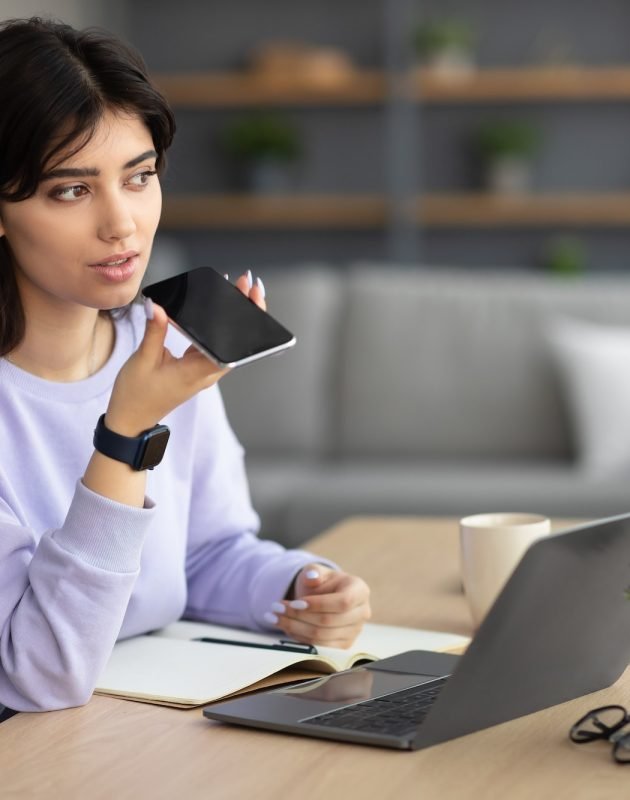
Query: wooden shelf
xmin=416 ymin=192 xmax=630 ymax=226
xmin=161 ymin=192 xmax=630 ymax=229
xmin=153 ymin=71 xmax=386 ymax=107
xmin=153 ymin=66 xmax=630 ymax=107
xmin=415 ymin=66 xmax=630 ymax=102
xmin=161 ymin=194 xmax=388 ymax=229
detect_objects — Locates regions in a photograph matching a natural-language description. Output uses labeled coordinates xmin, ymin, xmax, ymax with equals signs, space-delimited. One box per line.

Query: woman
xmin=0 ymin=17 xmax=370 ymax=712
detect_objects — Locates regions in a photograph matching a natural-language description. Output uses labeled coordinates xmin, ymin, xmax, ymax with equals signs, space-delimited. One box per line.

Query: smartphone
xmin=142 ymin=267 xmax=296 ymax=368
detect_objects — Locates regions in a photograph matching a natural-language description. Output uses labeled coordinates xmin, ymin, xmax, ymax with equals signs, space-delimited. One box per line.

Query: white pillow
xmin=548 ymin=317 xmax=630 ymax=476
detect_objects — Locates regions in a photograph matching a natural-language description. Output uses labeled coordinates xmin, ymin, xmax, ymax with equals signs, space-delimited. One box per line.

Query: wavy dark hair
xmin=0 ymin=17 xmax=176 ymax=355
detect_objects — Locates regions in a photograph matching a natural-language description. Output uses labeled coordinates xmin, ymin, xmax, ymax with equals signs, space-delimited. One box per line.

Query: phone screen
xmin=142 ymin=267 xmax=295 ymax=367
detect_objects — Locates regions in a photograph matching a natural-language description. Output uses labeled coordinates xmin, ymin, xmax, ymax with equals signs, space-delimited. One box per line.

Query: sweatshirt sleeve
xmin=184 ymin=388 xmax=336 ymax=631
xmin=0 ymin=481 xmax=154 ymax=712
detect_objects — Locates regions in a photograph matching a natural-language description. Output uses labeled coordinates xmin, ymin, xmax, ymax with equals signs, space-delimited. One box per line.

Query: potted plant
xmin=412 ymin=19 xmax=475 ymax=75
xmin=471 ymin=119 xmax=541 ymax=194
xmin=543 ymin=235 xmax=587 ymax=276
xmin=219 ymin=113 xmax=302 ymax=194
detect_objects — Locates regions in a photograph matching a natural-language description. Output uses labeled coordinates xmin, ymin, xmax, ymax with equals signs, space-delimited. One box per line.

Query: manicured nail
xmin=289 ymin=600 xmax=309 ymax=610
xmin=256 ymin=276 xmax=266 ymax=298
xmin=263 ymin=611 xmax=279 ymax=625
xmin=143 ymin=297 xmax=154 ymax=320
xmin=271 ymin=602 xmax=286 ymax=614
xmin=246 ymin=269 xmax=253 ymax=289
xmin=305 ymin=569 xmax=320 ymax=580
xmin=223 ymin=273 xmax=229 ymax=280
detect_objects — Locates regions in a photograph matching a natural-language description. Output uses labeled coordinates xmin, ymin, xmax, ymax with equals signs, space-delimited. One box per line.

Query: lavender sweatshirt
xmin=0 ymin=304 xmax=328 ymax=711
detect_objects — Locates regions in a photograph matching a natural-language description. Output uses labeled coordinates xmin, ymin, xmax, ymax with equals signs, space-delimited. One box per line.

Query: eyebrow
xmin=42 ymin=149 xmax=158 ymax=180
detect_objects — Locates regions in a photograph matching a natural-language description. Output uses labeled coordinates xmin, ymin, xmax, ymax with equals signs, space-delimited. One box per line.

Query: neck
xmin=6 ymin=304 xmax=115 ymax=382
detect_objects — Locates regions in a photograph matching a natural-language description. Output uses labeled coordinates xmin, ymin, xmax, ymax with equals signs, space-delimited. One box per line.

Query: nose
xmin=96 ymin=191 xmax=137 ymax=242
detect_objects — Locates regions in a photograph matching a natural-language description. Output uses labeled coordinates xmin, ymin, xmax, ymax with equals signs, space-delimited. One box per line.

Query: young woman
xmin=0 ymin=17 xmax=370 ymax=712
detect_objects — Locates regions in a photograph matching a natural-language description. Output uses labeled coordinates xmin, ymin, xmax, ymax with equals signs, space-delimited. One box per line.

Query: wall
xmin=0 ymin=0 xmax=126 ymax=31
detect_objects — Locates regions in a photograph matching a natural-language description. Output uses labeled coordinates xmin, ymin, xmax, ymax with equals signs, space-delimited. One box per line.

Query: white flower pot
xmin=248 ymin=159 xmax=295 ymax=195
xmin=422 ymin=46 xmax=475 ymax=77
xmin=485 ymin=156 xmax=533 ymax=194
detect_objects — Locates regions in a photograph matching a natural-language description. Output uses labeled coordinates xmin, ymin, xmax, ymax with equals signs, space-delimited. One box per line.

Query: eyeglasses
xmin=569 ymin=705 xmax=630 ymax=764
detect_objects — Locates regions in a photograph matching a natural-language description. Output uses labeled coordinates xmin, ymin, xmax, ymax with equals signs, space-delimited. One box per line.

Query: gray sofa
xmin=215 ymin=266 xmax=630 ymax=546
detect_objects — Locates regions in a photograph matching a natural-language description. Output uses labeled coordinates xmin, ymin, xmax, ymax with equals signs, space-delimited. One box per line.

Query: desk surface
xmin=1 ymin=516 xmax=628 ymax=800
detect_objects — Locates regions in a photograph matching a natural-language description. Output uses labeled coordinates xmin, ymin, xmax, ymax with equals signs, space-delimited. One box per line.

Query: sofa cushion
xmin=338 ymin=268 xmax=630 ymax=460
xmin=220 ymin=267 xmax=344 ymax=456
xmin=548 ymin=317 xmax=630 ymax=476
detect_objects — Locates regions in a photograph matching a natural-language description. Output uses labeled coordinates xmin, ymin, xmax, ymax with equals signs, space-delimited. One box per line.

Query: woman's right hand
xmin=83 ymin=272 xmax=265 ymax=507
xmin=106 ymin=272 xmax=265 ymax=436
xmin=105 ymin=301 xmax=227 ymax=436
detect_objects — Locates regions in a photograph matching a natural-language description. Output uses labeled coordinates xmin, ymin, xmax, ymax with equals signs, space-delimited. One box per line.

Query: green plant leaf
xmin=412 ymin=19 xmax=475 ymax=55
xmin=219 ymin=113 xmax=302 ymax=163
xmin=472 ymin=119 xmax=542 ymax=160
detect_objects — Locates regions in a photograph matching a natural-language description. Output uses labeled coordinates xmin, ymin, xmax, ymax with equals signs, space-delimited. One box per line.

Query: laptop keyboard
xmin=300 ymin=677 xmax=448 ymax=738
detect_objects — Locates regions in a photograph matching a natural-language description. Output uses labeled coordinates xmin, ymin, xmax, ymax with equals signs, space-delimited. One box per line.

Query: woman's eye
xmin=51 ymin=184 xmax=88 ymax=202
xmin=128 ymin=169 xmax=157 ymax=188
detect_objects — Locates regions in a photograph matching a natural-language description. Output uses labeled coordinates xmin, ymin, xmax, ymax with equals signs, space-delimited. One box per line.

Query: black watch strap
xmin=93 ymin=414 xmax=170 ymax=471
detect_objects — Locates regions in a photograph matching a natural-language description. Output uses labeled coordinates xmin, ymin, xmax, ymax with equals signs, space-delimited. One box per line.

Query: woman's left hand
xmin=267 ymin=565 xmax=371 ymax=649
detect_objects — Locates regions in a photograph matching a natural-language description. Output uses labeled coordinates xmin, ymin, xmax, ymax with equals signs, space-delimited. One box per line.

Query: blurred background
xmin=13 ymin=0 xmax=630 ymax=274
xmin=7 ymin=1 xmax=630 ymax=542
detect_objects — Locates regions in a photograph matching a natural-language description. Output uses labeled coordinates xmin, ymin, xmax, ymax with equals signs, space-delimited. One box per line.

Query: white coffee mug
xmin=459 ymin=512 xmax=551 ymax=628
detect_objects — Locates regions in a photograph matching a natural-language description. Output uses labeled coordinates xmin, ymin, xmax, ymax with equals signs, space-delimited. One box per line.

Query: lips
xmin=89 ymin=252 xmax=139 ymax=283
xmin=90 ymin=250 xmax=139 ymax=267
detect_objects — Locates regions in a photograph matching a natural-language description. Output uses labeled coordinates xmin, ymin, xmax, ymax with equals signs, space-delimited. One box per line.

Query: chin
xmin=106 ymin=278 xmax=145 ymax=310
xmin=97 ymin=290 xmax=139 ymax=312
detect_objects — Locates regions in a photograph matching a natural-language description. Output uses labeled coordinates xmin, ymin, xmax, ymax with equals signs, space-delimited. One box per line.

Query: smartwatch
xmin=93 ymin=414 xmax=170 ymax=471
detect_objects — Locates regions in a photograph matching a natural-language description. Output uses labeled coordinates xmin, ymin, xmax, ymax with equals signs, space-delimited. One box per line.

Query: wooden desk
xmin=1 ymin=517 xmax=628 ymax=800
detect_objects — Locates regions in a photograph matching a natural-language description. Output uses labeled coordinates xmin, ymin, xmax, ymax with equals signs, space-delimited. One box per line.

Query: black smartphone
xmin=142 ymin=267 xmax=296 ymax=368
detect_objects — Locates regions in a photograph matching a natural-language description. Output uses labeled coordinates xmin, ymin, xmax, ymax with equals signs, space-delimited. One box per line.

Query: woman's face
xmin=0 ymin=109 xmax=162 ymax=314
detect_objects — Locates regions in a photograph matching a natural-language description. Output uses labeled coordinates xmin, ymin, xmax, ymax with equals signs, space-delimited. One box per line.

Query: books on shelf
xmin=95 ymin=619 xmax=470 ymax=708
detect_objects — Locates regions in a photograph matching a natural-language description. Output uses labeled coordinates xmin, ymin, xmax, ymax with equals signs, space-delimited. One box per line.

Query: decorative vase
xmin=421 ymin=46 xmax=475 ymax=77
xmin=247 ymin=159 xmax=295 ymax=195
xmin=485 ymin=156 xmax=532 ymax=194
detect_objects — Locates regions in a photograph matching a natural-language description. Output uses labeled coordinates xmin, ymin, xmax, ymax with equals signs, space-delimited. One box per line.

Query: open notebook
xmin=95 ymin=620 xmax=470 ymax=708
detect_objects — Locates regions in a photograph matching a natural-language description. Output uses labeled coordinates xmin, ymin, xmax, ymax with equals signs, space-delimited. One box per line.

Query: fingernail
xmin=305 ymin=569 xmax=320 ymax=580
xmin=143 ymin=297 xmax=154 ymax=320
xmin=223 ymin=273 xmax=229 ymax=281
xmin=289 ymin=600 xmax=309 ymax=610
xmin=256 ymin=276 xmax=266 ymax=298
xmin=271 ymin=602 xmax=286 ymax=614
xmin=263 ymin=611 xmax=279 ymax=625
xmin=246 ymin=269 xmax=253 ymax=289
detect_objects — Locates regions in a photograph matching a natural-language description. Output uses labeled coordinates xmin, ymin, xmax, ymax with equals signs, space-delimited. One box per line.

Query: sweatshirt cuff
xmin=249 ymin=549 xmax=339 ymax=630
xmin=50 ymin=480 xmax=155 ymax=572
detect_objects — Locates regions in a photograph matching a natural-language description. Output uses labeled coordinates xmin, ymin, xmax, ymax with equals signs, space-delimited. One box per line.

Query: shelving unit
xmin=161 ymin=192 xmax=630 ymax=229
xmin=156 ymin=65 xmax=630 ymax=237
xmin=154 ymin=66 xmax=630 ymax=107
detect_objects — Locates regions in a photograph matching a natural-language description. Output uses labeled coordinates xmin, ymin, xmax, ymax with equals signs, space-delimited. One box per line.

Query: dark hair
xmin=0 ymin=17 xmax=176 ymax=355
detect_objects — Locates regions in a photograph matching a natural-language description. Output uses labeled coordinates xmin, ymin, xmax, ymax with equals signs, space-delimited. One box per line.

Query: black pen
xmin=193 ymin=636 xmax=318 ymax=655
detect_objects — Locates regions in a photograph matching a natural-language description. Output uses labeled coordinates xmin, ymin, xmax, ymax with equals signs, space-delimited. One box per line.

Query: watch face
xmin=139 ymin=428 xmax=170 ymax=470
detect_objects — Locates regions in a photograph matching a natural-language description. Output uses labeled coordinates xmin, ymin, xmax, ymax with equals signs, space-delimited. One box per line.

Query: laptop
xmin=204 ymin=512 xmax=630 ymax=750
